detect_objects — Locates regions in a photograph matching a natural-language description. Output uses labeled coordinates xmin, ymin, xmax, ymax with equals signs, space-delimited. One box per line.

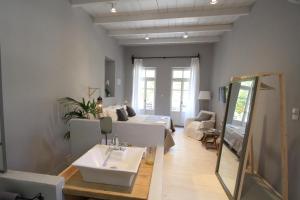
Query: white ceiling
xmin=70 ymin=0 xmax=256 ymax=45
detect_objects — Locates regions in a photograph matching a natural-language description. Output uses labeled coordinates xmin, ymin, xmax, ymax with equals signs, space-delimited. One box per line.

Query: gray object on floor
xmin=0 ymin=191 xmax=20 ymax=200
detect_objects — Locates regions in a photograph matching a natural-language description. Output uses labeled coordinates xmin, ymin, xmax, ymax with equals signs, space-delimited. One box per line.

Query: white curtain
xmin=131 ymin=59 xmax=143 ymax=113
xmin=187 ymin=57 xmax=200 ymax=118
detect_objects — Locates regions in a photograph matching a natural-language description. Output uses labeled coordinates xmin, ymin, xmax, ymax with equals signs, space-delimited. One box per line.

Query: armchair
xmin=184 ymin=111 xmax=216 ymax=140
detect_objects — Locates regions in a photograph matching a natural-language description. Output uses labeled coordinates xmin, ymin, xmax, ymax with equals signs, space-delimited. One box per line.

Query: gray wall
xmin=210 ymin=0 xmax=300 ymax=199
xmin=124 ymin=44 xmax=214 ymax=115
xmin=0 ymin=0 xmax=124 ymax=174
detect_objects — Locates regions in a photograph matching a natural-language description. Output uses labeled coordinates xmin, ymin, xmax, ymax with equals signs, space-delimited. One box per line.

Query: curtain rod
xmin=131 ymin=53 xmax=200 ymax=64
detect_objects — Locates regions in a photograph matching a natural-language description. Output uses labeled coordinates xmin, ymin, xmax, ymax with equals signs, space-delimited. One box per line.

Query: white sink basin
xmin=72 ymin=144 xmax=145 ymax=186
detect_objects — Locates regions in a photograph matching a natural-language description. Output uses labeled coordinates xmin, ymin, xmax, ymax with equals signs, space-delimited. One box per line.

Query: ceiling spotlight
xmin=111 ymin=3 xmax=117 ymax=13
xmin=210 ymin=0 xmax=218 ymax=5
xmin=145 ymin=36 xmax=150 ymax=40
xmin=183 ymin=33 xmax=189 ymax=39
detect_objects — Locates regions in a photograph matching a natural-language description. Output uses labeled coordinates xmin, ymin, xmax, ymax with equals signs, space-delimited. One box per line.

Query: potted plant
xmin=58 ymin=97 xmax=99 ymax=139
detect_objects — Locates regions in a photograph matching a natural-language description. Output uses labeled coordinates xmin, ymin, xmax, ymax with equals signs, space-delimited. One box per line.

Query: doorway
xmin=170 ymin=68 xmax=191 ymax=126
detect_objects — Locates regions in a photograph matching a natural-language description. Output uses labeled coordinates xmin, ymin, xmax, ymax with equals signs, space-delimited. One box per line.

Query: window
xmin=233 ymin=81 xmax=253 ymax=125
xmin=138 ymin=68 xmax=156 ymax=111
xmin=171 ymin=68 xmax=191 ymax=112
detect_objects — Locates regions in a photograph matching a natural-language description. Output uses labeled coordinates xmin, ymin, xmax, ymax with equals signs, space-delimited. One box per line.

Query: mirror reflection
xmin=218 ymin=79 xmax=256 ymax=197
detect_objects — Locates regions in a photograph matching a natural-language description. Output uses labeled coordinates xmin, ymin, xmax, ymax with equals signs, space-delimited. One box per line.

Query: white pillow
xmin=122 ymin=105 xmax=128 ymax=116
xmin=105 ymin=107 xmax=118 ymax=121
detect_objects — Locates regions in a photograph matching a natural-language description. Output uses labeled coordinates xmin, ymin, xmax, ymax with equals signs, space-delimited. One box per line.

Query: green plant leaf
xmin=58 ymin=96 xmax=100 ymax=139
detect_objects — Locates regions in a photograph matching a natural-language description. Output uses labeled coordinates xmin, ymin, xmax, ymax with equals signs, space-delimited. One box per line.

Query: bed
xmin=104 ymin=106 xmax=175 ymax=152
xmin=224 ymin=124 xmax=246 ymax=156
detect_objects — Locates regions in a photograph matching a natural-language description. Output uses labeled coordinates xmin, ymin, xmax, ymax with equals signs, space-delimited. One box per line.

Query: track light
xmin=145 ymin=35 xmax=150 ymax=40
xmin=183 ymin=33 xmax=189 ymax=39
xmin=111 ymin=3 xmax=117 ymax=13
xmin=210 ymin=0 xmax=218 ymax=5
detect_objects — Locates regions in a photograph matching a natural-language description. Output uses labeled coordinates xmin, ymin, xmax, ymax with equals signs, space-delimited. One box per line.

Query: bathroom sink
xmin=72 ymin=144 xmax=145 ymax=186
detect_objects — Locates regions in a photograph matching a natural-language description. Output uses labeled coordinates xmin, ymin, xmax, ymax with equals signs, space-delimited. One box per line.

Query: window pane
xmin=146 ymin=89 xmax=154 ymax=110
xmin=241 ymin=81 xmax=253 ymax=87
xmin=173 ymin=70 xmax=183 ymax=78
xmin=182 ymin=91 xmax=190 ymax=112
xmin=172 ymin=81 xmax=181 ymax=90
xmin=183 ymin=81 xmax=190 ymax=90
xmin=183 ymin=70 xmax=191 ymax=78
xmin=145 ymin=69 xmax=155 ymax=78
xmin=147 ymin=80 xmax=155 ymax=89
xmin=171 ymin=90 xmax=181 ymax=112
xmin=233 ymin=89 xmax=249 ymax=121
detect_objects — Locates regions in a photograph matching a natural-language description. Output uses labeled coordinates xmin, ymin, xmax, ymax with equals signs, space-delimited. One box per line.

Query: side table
xmin=201 ymin=129 xmax=220 ymax=150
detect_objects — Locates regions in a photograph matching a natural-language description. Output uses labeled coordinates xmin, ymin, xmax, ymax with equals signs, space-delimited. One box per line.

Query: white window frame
xmin=140 ymin=67 xmax=156 ymax=112
xmin=170 ymin=67 xmax=191 ymax=112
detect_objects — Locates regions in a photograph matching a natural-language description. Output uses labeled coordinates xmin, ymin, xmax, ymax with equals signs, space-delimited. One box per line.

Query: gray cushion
xmin=116 ymin=108 xmax=128 ymax=121
xmin=126 ymin=105 xmax=136 ymax=117
xmin=195 ymin=112 xmax=212 ymax=122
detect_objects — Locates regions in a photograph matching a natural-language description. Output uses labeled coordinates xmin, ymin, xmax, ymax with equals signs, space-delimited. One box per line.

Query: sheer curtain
xmin=187 ymin=57 xmax=200 ymax=118
xmin=131 ymin=59 xmax=143 ymax=113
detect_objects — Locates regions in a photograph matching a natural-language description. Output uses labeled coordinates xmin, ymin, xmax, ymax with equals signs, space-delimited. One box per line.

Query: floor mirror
xmin=216 ymin=77 xmax=259 ymax=200
xmin=0 ymin=47 xmax=7 ymax=173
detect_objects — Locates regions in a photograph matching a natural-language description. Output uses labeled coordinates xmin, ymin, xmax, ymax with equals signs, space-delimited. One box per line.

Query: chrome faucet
xmin=112 ymin=136 xmax=119 ymax=147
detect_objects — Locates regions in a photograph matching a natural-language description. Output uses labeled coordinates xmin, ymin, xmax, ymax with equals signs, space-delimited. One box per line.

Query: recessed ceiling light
xmin=210 ymin=0 xmax=218 ymax=5
xmin=183 ymin=33 xmax=189 ymax=39
xmin=111 ymin=3 xmax=117 ymax=13
xmin=145 ymin=36 xmax=150 ymax=40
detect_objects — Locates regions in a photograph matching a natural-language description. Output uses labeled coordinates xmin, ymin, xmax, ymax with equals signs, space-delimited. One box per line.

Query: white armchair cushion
xmin=198 ymin=120 xmax=215 ymax=130
xmin=184 ymin=110 xmax=216 ymax=140
xmin=196 ymin=110 xmax=215 ymax=122
xmin=185 ymin=121 xmax=203 ymax=140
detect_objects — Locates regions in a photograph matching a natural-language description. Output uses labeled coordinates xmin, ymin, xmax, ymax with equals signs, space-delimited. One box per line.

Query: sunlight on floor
xmin=163 ymin=128 xmax=228 ymax=200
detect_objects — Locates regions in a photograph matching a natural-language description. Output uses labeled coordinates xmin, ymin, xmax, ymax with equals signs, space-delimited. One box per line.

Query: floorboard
xmin=163 ymin=128 xmax=228 ymax=200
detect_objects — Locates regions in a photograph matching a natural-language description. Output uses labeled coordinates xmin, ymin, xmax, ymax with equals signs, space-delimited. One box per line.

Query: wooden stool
xmin=201 ymin=129 xmax=220 ymax=150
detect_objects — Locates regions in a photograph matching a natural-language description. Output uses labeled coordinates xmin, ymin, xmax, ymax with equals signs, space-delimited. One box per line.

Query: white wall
xmin=124 ymin=44 xmax=214 ymax=116
xmin=0 ymin=0 xmax=124 ymax=174
xmin=0 ymin=170 xmax=64 ymax=200
xmin=210 ymin=0 xmax=300 ymax=199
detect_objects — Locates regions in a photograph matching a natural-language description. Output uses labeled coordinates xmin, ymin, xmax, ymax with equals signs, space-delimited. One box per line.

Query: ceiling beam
xmin=118 ymin=36 xmax=220 ymax=46
xmin=94 ymin=7 xmax=250 ymax=24
xmin=108 ymin=24 xmax=233 ymax=37
xmin=70 ymin=0 xmax=115 ymax=7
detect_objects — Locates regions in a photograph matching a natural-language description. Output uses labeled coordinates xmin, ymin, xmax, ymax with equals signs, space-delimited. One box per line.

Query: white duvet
xmin=103 ymin=106 xmax=171 ymax=129
xmin=119 ymin=114 xmax=171 ymax=129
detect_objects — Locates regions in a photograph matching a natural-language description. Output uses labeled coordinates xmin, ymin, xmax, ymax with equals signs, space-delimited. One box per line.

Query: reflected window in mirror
xmin=233 ymin=81 xmax=254 ymax=126
xmin=216 ymin=78 xmax=258 ymax=199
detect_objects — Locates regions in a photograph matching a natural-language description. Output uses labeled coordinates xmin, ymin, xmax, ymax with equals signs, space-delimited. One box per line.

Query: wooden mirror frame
xmin=215 ymin=77 xmax=259 ymax=200
xmin=0 ymin=47 xmax=7 ymax=173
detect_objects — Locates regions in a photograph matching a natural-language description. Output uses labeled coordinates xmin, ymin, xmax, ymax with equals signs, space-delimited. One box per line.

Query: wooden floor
xmin=163 ymin=128 xmax=228 ymax=200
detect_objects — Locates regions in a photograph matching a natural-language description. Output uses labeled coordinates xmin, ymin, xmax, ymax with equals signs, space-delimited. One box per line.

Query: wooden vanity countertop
xmin=59 ymin=156 xmax=154 ymax=200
